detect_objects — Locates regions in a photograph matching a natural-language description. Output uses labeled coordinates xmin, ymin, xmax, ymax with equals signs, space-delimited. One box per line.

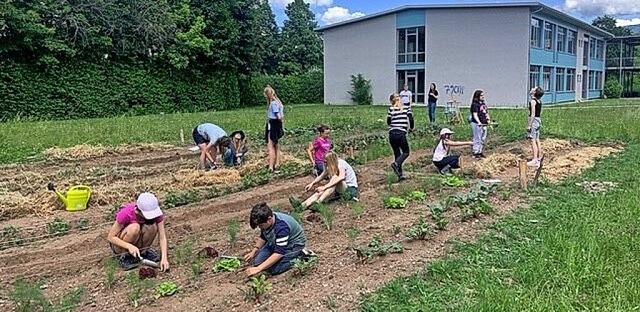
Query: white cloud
xmin=616 ymin=18 xmax=640 ymax=26
xmin=320 ymin=6 xmax=365 ymax=25
xmin=564 ymin=0 xmax=640 ymax=16
xmin=269 ymin=0 xmax=333 ymax=7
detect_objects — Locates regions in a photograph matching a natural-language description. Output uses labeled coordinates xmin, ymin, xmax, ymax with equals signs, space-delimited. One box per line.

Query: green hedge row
xmin=0 ymin=61 xmax=323 ymax=121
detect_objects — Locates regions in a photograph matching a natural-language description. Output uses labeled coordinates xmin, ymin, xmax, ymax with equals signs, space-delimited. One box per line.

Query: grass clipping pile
xmin=43 ymin=143 xmax=181 ymax=161
xmin=468 ymin=139 xmax=622 ymax=182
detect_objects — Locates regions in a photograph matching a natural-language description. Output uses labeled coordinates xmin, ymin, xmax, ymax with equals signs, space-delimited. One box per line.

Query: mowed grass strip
xmin=361 ymin=105 xmax=640 ymax=311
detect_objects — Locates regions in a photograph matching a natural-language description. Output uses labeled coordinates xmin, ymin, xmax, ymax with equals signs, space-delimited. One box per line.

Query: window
xmin=594 ymin=71 xmax=603 ymax=89
xmin=567 ymin=30 xmax=577 ymax=54
xmin=542 ymin=67 xmax=552 ymax=91
xmin=544 ymin=22 xmax=554 ymax=50
xmin=589 ymin=38 xmax=596 ymax=59
xmin=566 ymin=69 xmax=575 ymax=91
xmin=556 ymin=68 xmax=565 ymax=91
xmin=529 ymin=65 xmax=540 ymax=89
xmin=596 ymin=40 xmax=604 ymax=60
xmin=397 ymin=27 xmax=425 ymax=63
xmin=531 ymin=18 xmax=542 ymax=47
xmin=588 ymin=70 xmax=595 ymax=89
xmin=556 ymin=27 xmax=566 ymax=52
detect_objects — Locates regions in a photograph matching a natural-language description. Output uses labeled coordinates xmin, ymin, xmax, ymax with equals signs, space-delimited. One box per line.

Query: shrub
xmin=247 ymin=70 xmax=324 ymax=106
xmin=603 ymin=77 xmax=623 ymax=99
xmin=348 ymin=73 xmax=373 ymax=105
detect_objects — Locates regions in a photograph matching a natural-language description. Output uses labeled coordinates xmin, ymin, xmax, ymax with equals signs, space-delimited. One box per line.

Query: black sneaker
xmin=289 ymin=196 xmax=304 ymax=212
xmin=391 ymin=162 xmax=401 ymax=177
xmin=141 ymin=248 xmax=161 ymax=262
xmin=439 ymin=165 xmax=452 ymax=175
xmin=398 ymin=175 xmax=407 ymax=181
xmin=479 ymin=153 xmax=486 ymax=158
xmin=118 ymin=254 xmax=140 ymax=270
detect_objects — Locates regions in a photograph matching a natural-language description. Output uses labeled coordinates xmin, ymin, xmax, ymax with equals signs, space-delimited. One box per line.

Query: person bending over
xmin=432 ymin=128 xmax=473 ymax=175
xmin=192 ymin=122 xmax=231 ymax=170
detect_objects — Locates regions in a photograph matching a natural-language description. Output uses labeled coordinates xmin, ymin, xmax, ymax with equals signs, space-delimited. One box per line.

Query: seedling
xmin=391 ymin=224 xmax=401 ymax=235
xmin=191 ymin=254 xmax=206 ymax=278
xmin=324 ymin=295 xmax=338 ymax=311
xmin=47 ymin=218 xmax=69 ymax=236
xmin=442 ymin=175 xmax=465 ymax=187
xmin=0 ymin=225 xmax=23 ymax=249
xmin=212 ymin=257 xmax=242 ymax=273
xmin=164 ymin=189 xmax=200 ymax=208
xmin=350 ymin=203 xmax=365 ymax=219
xmin=353 ymin=235 xmax=404 ymax=263
xmin=154 ymin=281 xmax=179 ymax=299
xmin=385 ymin=172 xmax=397 ymax=189
xmin=406 ymin=190 xmax=426 ymax=201
xmin=228 ymin=217 xmax=240 ymax=247
xmin=317 ymin=203 xmax=334 ymax=230
xmin=242 ymin=274 xmax=272 ymax=303
xmin=105 ymin=257 xmax=119 ymax=289
xmin=175 ymin=238 xmax=195 ymax=265
xmin=76 ymin=218 xmax=90 ymax=231
xmin=382 ymin=196 xmax=407 ymax=209
xmin=126 ymin=272 xmax=153 ymax=308
xmin=291 ymin=257 xmax=318 ymax=277
xmin=347 ymin=227 xmax=360 ymax=246
xmin=452 ymin=183 xmax=496 ymax=221
xmin=405 ymin=216 xmax=432 ymax=240
xmin=429 ymin=202 xmax=450 ymax=230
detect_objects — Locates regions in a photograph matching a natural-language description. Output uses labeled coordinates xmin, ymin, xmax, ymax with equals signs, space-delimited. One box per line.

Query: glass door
xmin=396 ymin=70 xmax=425 ymax=104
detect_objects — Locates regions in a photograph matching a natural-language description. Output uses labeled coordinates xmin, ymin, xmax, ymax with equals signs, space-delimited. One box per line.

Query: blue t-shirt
xmin=267 ymin=101 xmax=283 ymax=120
xmin=196 ymin=123 xmax=227 ymax=143
xmin=260 ymin=212 xmax=306 ymax=254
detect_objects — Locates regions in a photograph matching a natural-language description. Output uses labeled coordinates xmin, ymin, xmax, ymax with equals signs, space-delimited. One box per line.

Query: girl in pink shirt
xmin=307 ymin=125 xmax=332 ymax=176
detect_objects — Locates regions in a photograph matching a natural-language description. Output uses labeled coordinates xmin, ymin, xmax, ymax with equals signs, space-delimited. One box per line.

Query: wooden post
xmin=180 ymin=129 xmax=185 ymax=145
xmin=518 ymin=160 xmax=528 ymax=190
xmin=349 ymin=146 xmax=354 ymax=158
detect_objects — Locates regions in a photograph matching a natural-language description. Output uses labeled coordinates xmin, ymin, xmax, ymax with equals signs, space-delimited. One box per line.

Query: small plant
xmin=212 ymin=257 xmax=242 ymax=273
xmin=126 ymin=271 xmax=153 ymax=308
xmin=291 ymin=257 xmax=318 ymax=277
xmin=385 ymin=172 xmax=397 ymax=189
xmin=405 ymin=216 xmax=432 ymax=240
xmin=347 ymin=227 xmax=360 ymax=246
xmin=324 ymin=295 xmax=338 ymax=311
xmin=105 ymin=257 xmax=119 ymax=289
xmin=353 ymin=235 xmax=404 ymax=263
xmin=242 ymin=274 xmax=272 ymax=303
xmin=453 ymin=183 xmax=496 ymax=221
xmin=406 ymin=190 xmax=426 ymax=201
xmin=382 ymin=196 xmax=407 ymax=209
xmin=391 ymin=224 xmax=401 ymax=235
xmin=76 ymin=218 xmax=90 ymax=231
xmin=138 ymin=267 xmax=157 ymax=280
xmin=154 ymin=281 xmax=179 ymax=299
xmin=421 ymin=176 xmax=442 ymax=191
xmin=47 ymin=217 xmax=69 ymax=236
xmin=9 ymin=278 xmax=49 ymax=312
xmin=442 ymin=175 xmax=465 ymax=187
xmin=190 ymin=254 xmax=206 ymax=278
xmin=317 ymin=204 xmax=334 ymax=230
xmin=164 ymin=189 xmax=200 ymax=208
xmin=228 ymin=217 xmax=240 ymax=247
xmin=348 ymin=73 xmax=373 ymax=105
xmin=175 ymin=239 xmax=195 ymax=265
xmin=0 ymin=225 xmax=24 ymax=249
xmin=429 ymin=202 xmax=450 ymax=230
xmin=197 ymin=246 xmax=219 ymax=259
xmin=57 ymin=287 xmax=85 ymax=311
xmin=350 ymin=203 xmax=365 ymax=219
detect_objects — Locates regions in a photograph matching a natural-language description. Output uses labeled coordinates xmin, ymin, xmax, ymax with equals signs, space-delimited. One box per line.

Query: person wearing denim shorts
xmin=526 ymin=86 xmax=544 ymax=167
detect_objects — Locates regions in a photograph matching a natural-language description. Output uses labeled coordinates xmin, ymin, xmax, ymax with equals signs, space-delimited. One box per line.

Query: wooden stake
xmin=180 ymin=129 xmax=185 ymax=145
xmin=349 ymin=146 xmax=354 ymax=158
xmin=518 ymin=159 xmax=528 ymax=190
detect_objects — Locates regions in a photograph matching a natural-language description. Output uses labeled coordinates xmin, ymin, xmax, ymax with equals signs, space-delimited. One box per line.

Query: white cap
xmin=440 ymin=128 xmax=454 ymax=136
xmin=136 ymin=192 xmax=163 ymax=220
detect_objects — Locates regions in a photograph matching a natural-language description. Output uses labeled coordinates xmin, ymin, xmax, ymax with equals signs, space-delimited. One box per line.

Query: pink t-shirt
xmin=115 ymin=203 xmax=164 ymax=226
xmin=312 ymin=136 xmax=331 ymax=163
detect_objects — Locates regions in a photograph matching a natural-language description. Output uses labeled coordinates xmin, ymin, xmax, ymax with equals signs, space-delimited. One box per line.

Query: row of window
xmin=397 ymin=27 xmax=426 ymax=63
xmin=531 ymin=18 xmax=577 ymax=54
xmin=530 ymin=65 xmax=575 ymax=92
xmin=588 ymin=70 xmax=603 ymax=90
xmin=589 ymin=38 xmax=605 ymax=60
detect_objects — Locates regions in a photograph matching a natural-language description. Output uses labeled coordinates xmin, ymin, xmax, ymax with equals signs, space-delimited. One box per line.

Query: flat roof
xmin=315 ymin=2 xmax=614 ymax=38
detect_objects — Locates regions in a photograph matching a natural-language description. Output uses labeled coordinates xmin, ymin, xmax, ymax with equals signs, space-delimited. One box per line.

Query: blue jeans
xmin=253 ymin=245 xmax=304 ymax=275
xmin=428 ymin=101 xmax=437 ymax=123
xmin=223 ymin=149 xmax=246 ymax=166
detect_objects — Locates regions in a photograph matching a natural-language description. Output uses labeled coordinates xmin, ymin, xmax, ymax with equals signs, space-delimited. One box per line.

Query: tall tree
xmin=279 ymin=0 xmax=322 ymax=74
xmin=592 ymin=15 xmax=632 ymax=36
xmin=190 ymin=0 xmax=240 ymax=71
xmin=252 ymin=0 xmax=279 ymax=73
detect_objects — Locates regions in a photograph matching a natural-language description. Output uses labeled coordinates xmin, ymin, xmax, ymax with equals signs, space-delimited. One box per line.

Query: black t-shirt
xmin=529 ymin=99 xmax=542 ymax=118
xmin=470 ymin=101 xmax=488 ymax=124
xmin=428 ymin=90 xmax=438 ymax=103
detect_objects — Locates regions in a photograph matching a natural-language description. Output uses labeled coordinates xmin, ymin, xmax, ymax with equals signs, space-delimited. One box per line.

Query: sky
xmin=268 ymin=0 xmax=640 ymax=27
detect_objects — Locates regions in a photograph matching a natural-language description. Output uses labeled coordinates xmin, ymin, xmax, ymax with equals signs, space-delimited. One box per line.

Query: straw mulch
xmin=43 ymin=143 xmax=180 ymax=161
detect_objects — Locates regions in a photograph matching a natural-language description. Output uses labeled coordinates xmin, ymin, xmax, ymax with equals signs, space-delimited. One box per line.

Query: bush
xmin=348 ymin=73 xmax=372 ymax=105
xmin=246 ymin=70 xmax=323 ymax=106
xmin=603 ymin=77 xmax=623 ymax=99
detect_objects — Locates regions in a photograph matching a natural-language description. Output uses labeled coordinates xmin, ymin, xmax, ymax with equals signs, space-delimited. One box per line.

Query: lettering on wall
xmin=443 ymin=84 xmax=464 ymax=96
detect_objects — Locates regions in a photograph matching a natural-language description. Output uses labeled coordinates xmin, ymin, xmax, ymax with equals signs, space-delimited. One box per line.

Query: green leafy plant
xmin=154 ymin=281 xmax=179 ymax=299
xmin=212 ymin=257 xmax=242 ymax=273
xmin=317 ymin=204 xmax=334 ymax=230
xmin=191 ymin=254 xmax=206 ymax=279
xmin=127 ymin=271 xmax=153 ymax=308
xmin=291 ymin=257 xmax=318 ymax=277
xmin=47 ymin=218 xmax=70 ymax=236
xmin=0 ymin=225 xmax=24 ymax=249
xmin=75 ymin=218 xmax=90 ymax=231
xmin=429 ymin=202 xmax=450 ymax=230
xmin=604 ymin=77 xmax=623 ymax=98
xmin=406 ymin=190 xmax=426 ymax=201
xmin=350 ymin=203 xmax=365 ymax=219
xmin=382 ymin=196 xmax=407 ymax=209
xmin=405 ymin=216 xmax=432 ymax=240
xmin=324 ymin=295 xmax=338 ymax=311
xmin=228 ymin=217 xmax=240 ymax=247
xmin=242 ymin=274 xmax=272 ymax=303
xmin=348 ymin=73 xmax=373 ymax=105
xmin=353 ymin=235 xmax=404 ymax=263
xmin=392 ymin=224 xmax=401 ymax=235
xmin=442 ymin=175 xmax=465 ymax=187
xmin=164 ymin=189 xmax=200 ymax=208
xmin=105 ymin=257 xmax=119 ymax=289
xmin=175 ymin=238 xmax=195 ymax=266
xmin=453 ymin=183 xmax=496 ymax=221
xmin=347 ymin=227 xmax=360 ymax=246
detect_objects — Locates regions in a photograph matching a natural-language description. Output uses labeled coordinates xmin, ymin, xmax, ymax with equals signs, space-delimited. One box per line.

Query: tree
xmin=279 ymin=0 xmax=323 ymax=74
xmin=252 ymin=0 xmax=279 ymax=73
xmin=592 ymin=15 xmax=632 ymax=36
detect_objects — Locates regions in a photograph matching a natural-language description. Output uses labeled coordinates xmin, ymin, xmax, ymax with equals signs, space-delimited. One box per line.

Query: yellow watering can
xmin=47 ymin=182 xmax=92 ymax=212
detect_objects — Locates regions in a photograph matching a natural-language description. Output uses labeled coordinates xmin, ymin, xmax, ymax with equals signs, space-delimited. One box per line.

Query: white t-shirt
xmin=338 ymin=159 xmax=358 ymax=188
xmin=399 ymin=90 xmax=412 ymax=104
xmin=432 ymin=140 xmax=448 ymax=162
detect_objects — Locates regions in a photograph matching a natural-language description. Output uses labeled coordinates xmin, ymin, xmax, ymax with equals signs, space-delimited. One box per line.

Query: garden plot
xmin=0 ymin=138 xmax=623 ymax=312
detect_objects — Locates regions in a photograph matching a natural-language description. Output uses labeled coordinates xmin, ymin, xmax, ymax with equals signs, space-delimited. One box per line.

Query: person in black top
xmin=469 ymin=89 xmax=491 ymax=158
xmin=526 ymin=86 xmax=544 ymax=167
xmin=387 ymin=93 xmax=414 ymax=180
xmin=427 ymin=83 xmax=439 ymax=124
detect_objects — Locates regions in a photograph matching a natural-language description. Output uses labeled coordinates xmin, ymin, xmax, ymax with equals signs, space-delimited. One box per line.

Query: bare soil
xmin=0 ymin=139 xmax=622 ymax=312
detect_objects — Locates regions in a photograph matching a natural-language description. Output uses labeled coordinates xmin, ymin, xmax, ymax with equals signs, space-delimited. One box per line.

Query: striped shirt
xmin=259 ymin=212 xmax=306 ymax=254
xmin=387 ymin=106 xmax=411 ymax=133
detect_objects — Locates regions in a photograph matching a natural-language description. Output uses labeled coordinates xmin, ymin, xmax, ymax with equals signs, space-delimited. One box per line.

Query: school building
xmin=317 ymin=2 xmax=614 ymax=107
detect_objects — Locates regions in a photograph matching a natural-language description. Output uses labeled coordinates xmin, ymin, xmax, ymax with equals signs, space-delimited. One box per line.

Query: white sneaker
xmin=526 ymin=159 xmax=540 ymax=167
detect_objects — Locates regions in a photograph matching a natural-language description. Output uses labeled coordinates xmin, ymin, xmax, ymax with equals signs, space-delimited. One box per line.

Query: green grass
xmin=361 ymin=101 xmax=640 ymax=311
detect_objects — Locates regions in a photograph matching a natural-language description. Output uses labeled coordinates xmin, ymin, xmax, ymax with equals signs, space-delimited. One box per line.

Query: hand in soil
xmin=127 ymin=245 xmax=141 ymax=258
xmin=243 ymin=250 xmax=256 ymax=262
xmin=244 ymin=266 xmax=262 ymax=277
xmin=160 ymin=259 xmax=170 ymax=272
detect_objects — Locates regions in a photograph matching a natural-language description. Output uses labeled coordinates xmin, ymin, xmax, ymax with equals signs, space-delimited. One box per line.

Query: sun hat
xmin=440 ymin=128 xmax=454 ymax=136
xmin=230 ymin=130 xmax=245 ymax=140
xmin=136 ymin=192 xmax=163 ymax=219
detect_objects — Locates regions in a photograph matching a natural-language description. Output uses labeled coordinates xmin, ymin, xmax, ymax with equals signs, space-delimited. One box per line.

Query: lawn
xmin=361 ymin=99 xmax=640 ymax=311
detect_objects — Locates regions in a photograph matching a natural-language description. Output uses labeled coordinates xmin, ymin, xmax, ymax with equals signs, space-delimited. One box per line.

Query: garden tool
xmin=47 ymin=182 xmax=92 ymax=212
xmin=140 ymin=258 xmax=160 ymax=268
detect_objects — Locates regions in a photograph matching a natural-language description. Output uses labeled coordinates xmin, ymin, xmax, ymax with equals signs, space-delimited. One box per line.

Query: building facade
xmin=318 ymin=2 xmax=613 ymax=107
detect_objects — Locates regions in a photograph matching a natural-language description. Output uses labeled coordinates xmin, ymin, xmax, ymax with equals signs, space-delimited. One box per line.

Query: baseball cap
xmin=440 ymin=128 xmax=454 ymax=136
xmin=136 ymin=192 xmax=163 ymax=220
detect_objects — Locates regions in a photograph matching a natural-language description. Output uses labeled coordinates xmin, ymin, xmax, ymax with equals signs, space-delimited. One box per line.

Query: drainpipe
xmin=619 ymin=39 xmax=623 ymax=82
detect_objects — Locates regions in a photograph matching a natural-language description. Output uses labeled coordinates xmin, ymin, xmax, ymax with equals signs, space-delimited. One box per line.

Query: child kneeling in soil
xmin=223 ymin=130 xmax=249 ymax=166
xmin=107 ymin=192 xmax=170 ymax=271
xmin=289 ymin=151 xmax=359 ymax=210
xmin=244 ymin=202 xmax=308 ymax=276
xmin=432 ymin=128 xmax=474 ymax=175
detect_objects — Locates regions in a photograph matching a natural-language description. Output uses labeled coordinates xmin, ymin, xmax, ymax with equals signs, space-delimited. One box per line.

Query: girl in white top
xmin=291 ymin=151 xmax=359 ymax=210
xmin=432 ymin=128 xmax=473 ymax=175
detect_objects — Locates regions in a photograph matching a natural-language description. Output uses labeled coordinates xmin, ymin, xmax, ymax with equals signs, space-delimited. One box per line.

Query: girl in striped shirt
xmin=387 ymin=93 xmax=414 ymax=180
